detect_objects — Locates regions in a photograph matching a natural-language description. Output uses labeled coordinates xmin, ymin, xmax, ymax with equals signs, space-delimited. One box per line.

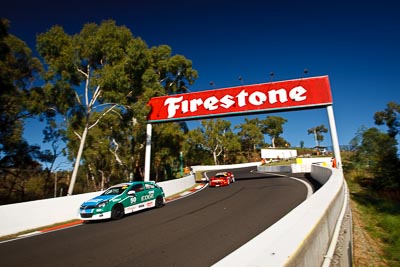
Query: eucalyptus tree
xmin=38 ymin=120 xmax=68 ymax=196
xmin=188 ymin=119 xmax=240 ymax=165
xmin=235 ymin=118 xmax=264 ymax=156
xmin=274 ymin=136 xmax=291 ymax=148
xmin=374 ymin=101 xmax=400 ymax=138
xmin=0 ymin=18 xmax=42 ymax=155
xmin=36 ymin=20 xmax=197 ymax=195
xmin=307 ymin=124 xmax=328 ymax=147
xmin=151 ymin=122 xmax=187 ymax=181
xmin=355 ymin=127 xmax=399 ymax=189
xmin=261 ymin=116 xmax=287 ymax=148
xmin=73 ymin=111 xmax=129 ymax=192
xmin=0 ymin=19 xmax=44 ymax=203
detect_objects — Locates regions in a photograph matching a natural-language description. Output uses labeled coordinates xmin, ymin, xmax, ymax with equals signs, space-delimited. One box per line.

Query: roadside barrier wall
xmin=1 ymin=162 xmax=352 ymax=267
xmin=0 ymin=175 xmax=196 ymax=237
xmin=213 ymin=164 xmax=352 ymax=267
xmin=1 ymin=164 xmax=261 ymax=237
xmin=191 ymin=162 xmax=261 ymax=172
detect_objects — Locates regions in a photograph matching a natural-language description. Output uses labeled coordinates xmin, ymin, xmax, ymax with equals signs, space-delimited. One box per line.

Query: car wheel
xmin=111 ymin=204 xmax=124 ymax=220
xmin=155 ymin=196 xmax=164 ymax=208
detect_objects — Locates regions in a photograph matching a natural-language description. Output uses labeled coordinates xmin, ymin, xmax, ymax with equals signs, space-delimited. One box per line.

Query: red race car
xmin=209 ymin=172 xmax=235 ymax=187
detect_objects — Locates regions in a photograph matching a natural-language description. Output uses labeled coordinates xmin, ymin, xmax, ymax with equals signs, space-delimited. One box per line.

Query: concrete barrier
xmin=0 ymin=175 xmax=196 ymax=237
xmin=0 ymin=162 xmax=352 ymax=267
xmin=258 ymin=157 xmax=333 ymax=173
xmin=0 ymin=191 xmax=100 ymax=237
xmin=213 ymin=164 xmax=352 ymax=267
xmin=191 ymin=162 xmax=261 ymax=173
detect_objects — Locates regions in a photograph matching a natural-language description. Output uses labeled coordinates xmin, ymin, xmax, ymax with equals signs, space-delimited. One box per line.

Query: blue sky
xmin=3 ymin=0 xmax=400 ymax=166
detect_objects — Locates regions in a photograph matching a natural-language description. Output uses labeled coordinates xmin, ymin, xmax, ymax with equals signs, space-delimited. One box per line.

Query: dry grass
xmin=351 ymin=199 xmax=389 ymax=266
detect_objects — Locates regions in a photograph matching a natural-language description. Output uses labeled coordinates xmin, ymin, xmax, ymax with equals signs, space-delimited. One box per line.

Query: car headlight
xmin=96 ymin=200 xmax=109 ymax=208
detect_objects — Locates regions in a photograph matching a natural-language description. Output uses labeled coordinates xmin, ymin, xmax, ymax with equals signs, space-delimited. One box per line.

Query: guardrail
xmin=213 ymin=164 xmax=352 ymax=267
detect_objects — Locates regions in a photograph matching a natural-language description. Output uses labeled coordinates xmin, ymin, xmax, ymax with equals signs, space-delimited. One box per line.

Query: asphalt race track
xmin=0 ymin=167 xmax=316 ymax=267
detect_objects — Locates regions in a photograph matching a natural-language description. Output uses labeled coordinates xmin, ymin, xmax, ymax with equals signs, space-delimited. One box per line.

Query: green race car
xmin=79 ymin=181 xmax=165 ymax=221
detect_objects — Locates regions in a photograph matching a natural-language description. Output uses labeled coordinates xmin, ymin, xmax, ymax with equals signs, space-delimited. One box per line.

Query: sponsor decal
xmin=147 ymin=76 xmax=332 ymax=122
xmin=141 ymin=194 xmax=153 ymax=201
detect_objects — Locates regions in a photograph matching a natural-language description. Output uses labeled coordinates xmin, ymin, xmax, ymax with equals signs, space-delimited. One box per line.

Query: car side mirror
xmin=127 ymin=190 xmax=136 ymax=196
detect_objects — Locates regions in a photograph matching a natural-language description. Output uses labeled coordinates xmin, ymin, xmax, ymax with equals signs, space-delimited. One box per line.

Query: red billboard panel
xmin=147 ymin=75 xmax=332 ymax=122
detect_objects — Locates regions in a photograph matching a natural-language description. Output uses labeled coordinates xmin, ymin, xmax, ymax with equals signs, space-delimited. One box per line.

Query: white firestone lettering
xmin=269 ymin=89 xmax=288 ymax=104
xmin=164 ymin=96 xmax=183 ymax=118
xmin=248 ymin=91 xmax=267 ymax=105
xmin=289 ymin=86 xmax=307 ymax=101
xmin=163 ymin=86 xmax=308 ymax=118
xmin=204 ymin=96 xmax=219 ymax=110
xmin=181 ymin=100 xmax=189 ymax=113
xmin=236 ymin=90 xmax=249 ymax=107
xmin=190 ymin=98 xmax=203 ymax=112
xmin=220 ymin=94 xmax=235 ymax=109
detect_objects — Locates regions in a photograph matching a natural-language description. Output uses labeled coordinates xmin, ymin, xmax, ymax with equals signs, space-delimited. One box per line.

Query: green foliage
xmin=0 ymin=19 xmax=43 ymax=151
xmin=0 ymin=18 xmax=48 ymax=203
xmin=186 ymin=119 xmax=241 ymax=165
xmin=374 ymin=101 xmax=400 ymax=138
xmin=151 ymin=123 xmax=186 ymax=181
xmin=307 ymin=124 xmax=328 ymax=147
xmin=351 ymin=127 xmax=400 ymax=190
xmin=261 ymin=116 xmax=288 ymax=148
xmin=235 ymin=118 xmax=265 ymax=154
xmin=350 ymin=188 xmax=400 ymax=265
xmin=35 ymin=19 xmax=198 ymax=194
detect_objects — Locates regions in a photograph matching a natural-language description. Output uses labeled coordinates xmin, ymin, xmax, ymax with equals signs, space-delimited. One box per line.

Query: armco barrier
xmin=0 ymin=174 xmax=197 ymax=237
xmin=213 ymin=164 xmax=352 ymax=267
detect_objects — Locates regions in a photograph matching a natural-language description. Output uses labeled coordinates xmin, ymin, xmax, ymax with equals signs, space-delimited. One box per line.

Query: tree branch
xmin=74 ymin=131 xmax=82 ymax=140
xmin=110 ymin=138 xmax=123 ymax=166
xmin=88 ymin=104 xmax=118 ymax=130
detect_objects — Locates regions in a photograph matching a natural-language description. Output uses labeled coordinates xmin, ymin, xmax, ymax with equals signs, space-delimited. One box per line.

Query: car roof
xmin=109 ymin=182 xmax=138 ymax=188
xmin=109 ymin=181 xmax=157 ymax=188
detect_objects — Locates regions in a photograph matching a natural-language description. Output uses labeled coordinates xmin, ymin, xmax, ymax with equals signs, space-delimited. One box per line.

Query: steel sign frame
xmin=147 ymin=76 xmax=332 ymax=122
xmin=144 ymin=75 xmax=342 ymax=181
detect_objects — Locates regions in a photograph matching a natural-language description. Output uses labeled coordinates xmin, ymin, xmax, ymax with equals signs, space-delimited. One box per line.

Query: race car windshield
xmin=102 ymin=186 xmax=128 ymax=195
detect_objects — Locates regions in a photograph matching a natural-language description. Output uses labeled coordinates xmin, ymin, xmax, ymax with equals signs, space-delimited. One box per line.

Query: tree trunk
xmin=314 ymin=130 xmax=319 ymax=147
xmin=67 ymin=125 xmax=89 ymax=195
xmin=213 ymin=151 xmax=218 ymax=165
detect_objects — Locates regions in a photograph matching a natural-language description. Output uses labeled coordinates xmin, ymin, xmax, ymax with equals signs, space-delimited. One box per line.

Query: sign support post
xmin=326 ymin=105 xmax=342 ymax=169
xmin=144 ymin=123 xmax=152 ymax=181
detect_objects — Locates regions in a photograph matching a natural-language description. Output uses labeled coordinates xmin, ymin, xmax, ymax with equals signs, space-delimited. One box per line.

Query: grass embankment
xmin=346 ymin=174 xmax=400 ymax=266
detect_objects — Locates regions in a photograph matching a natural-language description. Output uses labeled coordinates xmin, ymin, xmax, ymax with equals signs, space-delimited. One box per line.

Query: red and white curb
xmin=165 ymin=183 xmax=207 ymax=202
xmin=11 ymin=220 xmax=84 ymax=240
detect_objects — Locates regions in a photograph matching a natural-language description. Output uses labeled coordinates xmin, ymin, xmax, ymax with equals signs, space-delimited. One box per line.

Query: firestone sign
xmin=147 ymin=76 xmax=332 ymax=122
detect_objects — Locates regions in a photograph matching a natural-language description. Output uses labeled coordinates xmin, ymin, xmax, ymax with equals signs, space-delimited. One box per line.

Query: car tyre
xmin=155 ymin=196 xmax=164 ymax=208
xmin=111 ymin=204 xmax=124 ymax=220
